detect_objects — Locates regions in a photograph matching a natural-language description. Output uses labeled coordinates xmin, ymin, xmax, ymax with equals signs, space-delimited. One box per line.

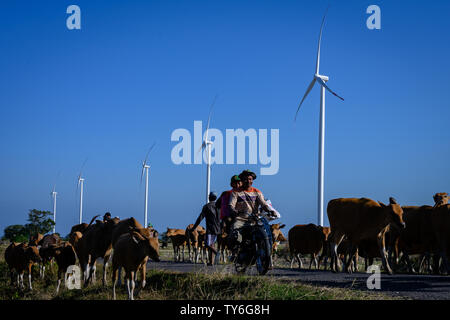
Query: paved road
xmin=147 ymin=259 xmax=450 ymax=300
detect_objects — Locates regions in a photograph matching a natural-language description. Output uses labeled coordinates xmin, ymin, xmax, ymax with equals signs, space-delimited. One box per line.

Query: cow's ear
xmin=378 ymin=201 xmax=387 ymax=208
xmin=389 ymin=197 xmax=397 ymax=205
xmin=280 ymin=224 xmax=286 ymax=229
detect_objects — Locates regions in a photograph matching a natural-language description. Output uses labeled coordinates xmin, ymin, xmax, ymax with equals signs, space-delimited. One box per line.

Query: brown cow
xmin=111 ymin=217 xmax=144 ymax=246
xmin=68 ymin=215 xmax=100 ymax=281
xmin=69 ymin=231 xmax=91 ymax=281
xmin=392 ymin=205 xmax=437 ymax=273
xmin=37 ymin=233 xmax=62 ymax=278
xmin=431 ymin=203 xmax=450 ymax=274
xmin=433 ymin=192 xmax=448 ymax=207
xmin=327 ymin=197 xmax=405 ymax=274
xmin=217 ymin=220 xmax=232 ymax=263
xmin=112 ymin=228 xmax=160 ymax=300
xmin=83 ymin=216 xmax=120 ymax=286
xmin=270 ymin=224 xmax=287 ymax=267
xmin=166 ymin=228 xmax=187 ymax=262
xmin=320 ymin=236 xmax=360 ymax=272
xmin=185 ymin=224 xmax=206 ymax=264
xmin=48 ymin=242 xmax=77 ymax=293
xmin=4 ymin=242 xmax=42 ymax=290
xmin=288 ymin=224 xmax=329 ymax=269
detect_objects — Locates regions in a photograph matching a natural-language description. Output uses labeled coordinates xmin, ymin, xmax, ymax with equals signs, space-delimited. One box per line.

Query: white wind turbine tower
xmin=141 ymin=143 xmax=156 ymax=228
xmin=294 ymin=8 xmax=344 ymax=226
xmin=50 ymin=171 xmax=60 ymax=233
xmin=51 ymin=186 xmax=57 ymax=234
xmin=199 ymin=95 xmax=219 ymax=204
xmin=77 ymin=159 xmax=87 ymax=224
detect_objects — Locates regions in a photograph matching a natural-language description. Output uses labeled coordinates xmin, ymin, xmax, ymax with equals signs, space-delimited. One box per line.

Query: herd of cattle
xmin=4 ymin=215 xmax=160 ymax=299
xmin=3 ymin=192 xmax=450 ymax=299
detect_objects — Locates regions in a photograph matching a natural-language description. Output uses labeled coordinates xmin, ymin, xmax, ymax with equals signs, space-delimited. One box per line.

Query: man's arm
xmin=228 ymin=191 xmax=239 ymax=218
xmin=257 ymin=191 xmax=273 ymax=213
xmin=192 ymin=207 xmax=206 ymax=230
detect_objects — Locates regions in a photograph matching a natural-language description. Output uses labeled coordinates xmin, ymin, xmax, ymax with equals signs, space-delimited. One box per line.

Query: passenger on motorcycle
xmin=228 ymin=169 xmax=276 ymax=260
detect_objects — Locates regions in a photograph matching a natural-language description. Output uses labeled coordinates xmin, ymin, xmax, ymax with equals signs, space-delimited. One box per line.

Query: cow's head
xmin=69 ymin=231 xmax=83 ymax=247
xmin=270 ymin=224 xmax=287 ymax=253
xmin=29 ymin=233 xmax=43 ymax=246
xmin=26 ymin=245 xmax=42 ymax=263
xmin=433 ymin=192 xmax=448 ymax=207
xmin=148 ymin=227 xmax=159 ymax=238
xmin=166 ymin=228 xmax=176 ymax=237
xmin=270 ymin=224 xmax=286 ymax=240
xmin=321 ymin=226 xmax=331 ymax=241
xmin=131 ymin=229 xmax=160 ymax=262
xmin=379 ymin=197 xmax=405 ymax=230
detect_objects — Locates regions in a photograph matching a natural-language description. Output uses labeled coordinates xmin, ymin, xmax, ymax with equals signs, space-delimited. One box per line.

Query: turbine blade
xmin=204 ymin=94 xmax=218 ymax=142
xmin=295 ymin=78 xmax=316 ymax=121
xmin=143 ymin=142 xmax=156 ymax=165
xmin=140 ymin=166 xmax=145 ymax=185
xmin=79 ymin=158 xmax=88 ymax=176
xmin=316 ymin=5 xmax=330 ymax=75
xmin=197 ymin=141 xmax=206 ymax=155
xmin=316 ymin=77 xmax=344 ymax=101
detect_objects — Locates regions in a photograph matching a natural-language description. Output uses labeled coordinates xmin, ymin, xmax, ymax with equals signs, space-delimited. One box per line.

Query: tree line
xmin=2 ymin=209 xmax=55 ymax=243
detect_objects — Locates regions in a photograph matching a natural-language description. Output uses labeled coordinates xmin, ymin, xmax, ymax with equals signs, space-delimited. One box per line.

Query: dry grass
xmin=0 ymin=242 xmax=400 ymax=300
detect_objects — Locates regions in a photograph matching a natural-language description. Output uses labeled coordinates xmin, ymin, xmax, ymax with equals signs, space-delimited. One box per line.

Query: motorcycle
xmin=234 ymin=212 xmax=276 ymax=275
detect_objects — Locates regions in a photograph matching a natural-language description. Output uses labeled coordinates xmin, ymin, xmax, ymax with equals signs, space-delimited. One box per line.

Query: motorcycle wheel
xmin=255 ymin=237 xmax=271 ymax=275
xmin=235 ymin=252 xmax=248 ymax=274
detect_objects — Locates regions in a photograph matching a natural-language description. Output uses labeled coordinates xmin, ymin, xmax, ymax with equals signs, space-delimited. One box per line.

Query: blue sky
xmin=1 ymin=0 xmax=449 ymax=237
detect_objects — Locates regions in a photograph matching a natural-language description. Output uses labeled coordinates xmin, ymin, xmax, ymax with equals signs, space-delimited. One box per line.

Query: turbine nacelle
xmin=315 ymin=74 xmax=329 ymax=82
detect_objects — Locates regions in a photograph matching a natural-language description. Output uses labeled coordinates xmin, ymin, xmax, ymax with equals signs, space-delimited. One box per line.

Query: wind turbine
xmin=50 ymin=171 xmax=60 ymax=233
xmin=77 ymin=159 xmax=87 ymax=224
xmin=294 ymin=8 xmax=344 ymax=226
xmin=141 ymin=143 xmax=156 ymax=228
xmin=198 ymin=95 xmax=218 ymax=204
xmin=51 ymin=186 xmax=57 ymax=234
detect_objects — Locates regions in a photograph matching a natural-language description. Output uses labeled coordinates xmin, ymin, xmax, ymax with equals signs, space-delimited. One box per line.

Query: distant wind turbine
xmin=51 ymin=187 xmax=57 ymax=234
xmin=294 ymin=7 xmax=344 ymax=226
xmin=50 ymin=171 xmax=60 ymax=233
xmin=198 ymin=95 xmax=219 ymax=204
xmin=77 ymin=159 xmax=87 ymax=224
xmin=141 ymin=143 xmax=156 ymax=228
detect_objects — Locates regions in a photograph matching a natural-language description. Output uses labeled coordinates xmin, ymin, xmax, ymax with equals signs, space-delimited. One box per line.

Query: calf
xmin=83 ymin=217 xmax=120 ymax=286
xmin=112 ymin=228 xmax=160 ymax=300
xmin=270 ymin=224 xmax=286 ymax=267
xmin=5 ymin=242 xmax=42 ymax=290
xmin=166 ymin=228 xmax=187 ymax=262
xmin=185 ymin=224 xmax=206 ymax=263
xmin=49 ymin=242 xmax=77 ymax=293
xmin=288 ymin=224 xmax=328 ymax=269
xmin=68 ymin=215 xmax=100 ymax=282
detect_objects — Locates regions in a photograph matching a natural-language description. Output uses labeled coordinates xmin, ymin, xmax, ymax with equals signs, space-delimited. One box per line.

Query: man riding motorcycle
xmin=228 ymin=169 xmax=277 ymax=261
